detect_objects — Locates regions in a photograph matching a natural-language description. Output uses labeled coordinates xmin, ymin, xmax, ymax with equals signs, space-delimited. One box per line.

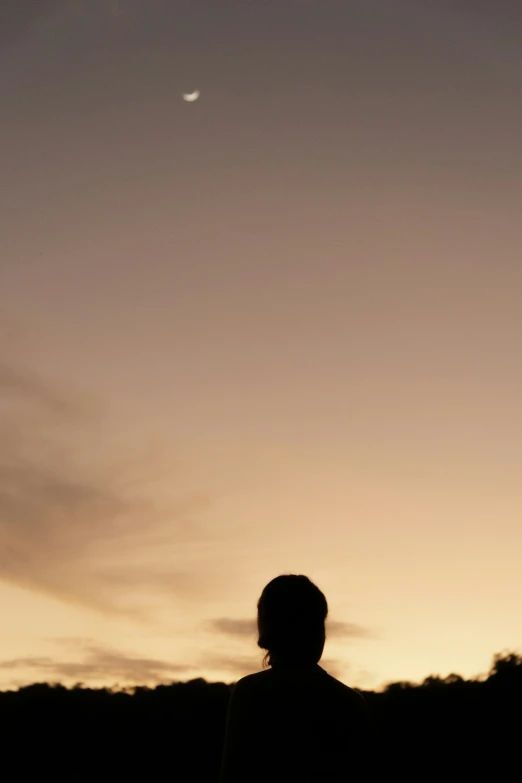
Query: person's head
xmin=257 ymin=574 xmax=328 ymax=668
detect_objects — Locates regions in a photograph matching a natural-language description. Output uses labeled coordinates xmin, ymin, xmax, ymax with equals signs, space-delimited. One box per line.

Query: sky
xmin=0 ymin=0 xmax=521 ymax=692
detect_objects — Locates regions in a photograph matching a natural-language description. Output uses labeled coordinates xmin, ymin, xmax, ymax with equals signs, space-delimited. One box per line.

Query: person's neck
xmin=271 ymin=659 xmax=319 ymax=670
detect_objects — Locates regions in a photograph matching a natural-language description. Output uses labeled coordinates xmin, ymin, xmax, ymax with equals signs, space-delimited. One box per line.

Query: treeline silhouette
xmin=1 ymin=651 xmax=520 ymax=780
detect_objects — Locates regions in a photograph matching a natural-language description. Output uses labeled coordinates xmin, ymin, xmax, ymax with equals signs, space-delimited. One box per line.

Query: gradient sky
xmin=1 ymin=0 xmax=521 ymax=692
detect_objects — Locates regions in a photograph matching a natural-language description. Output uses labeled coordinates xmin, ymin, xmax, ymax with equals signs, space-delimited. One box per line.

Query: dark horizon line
xmin=1 ymin=649 xmax=519 ymax=696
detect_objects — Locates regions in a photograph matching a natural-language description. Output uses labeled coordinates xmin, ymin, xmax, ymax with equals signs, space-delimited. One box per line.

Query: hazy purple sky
xmin=1 ymin=1 xmax=521 ymax=691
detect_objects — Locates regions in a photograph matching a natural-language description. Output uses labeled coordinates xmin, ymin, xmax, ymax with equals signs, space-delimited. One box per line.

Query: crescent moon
xmin=182 ymin=91 xmax=200 ymax=102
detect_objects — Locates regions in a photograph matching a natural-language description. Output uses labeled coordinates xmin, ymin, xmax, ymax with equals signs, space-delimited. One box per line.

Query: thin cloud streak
xmin=208 ymin=618 xmax=258 ymax=637
xmin=0 ymin=642 xmax=191 ymax=686
xmin=326 ymin=620 xmax=374 ymax=638
xmin=208 ymin=618 xmax=372 ymax=638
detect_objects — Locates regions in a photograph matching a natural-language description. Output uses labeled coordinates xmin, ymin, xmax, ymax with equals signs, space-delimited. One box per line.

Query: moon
xmin=182 ymin=91 xmax=200 ymax=102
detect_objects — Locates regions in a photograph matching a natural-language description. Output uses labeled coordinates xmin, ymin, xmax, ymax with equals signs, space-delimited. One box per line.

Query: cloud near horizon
xmin=208 ymin=618 xmax=371 ymax=639
xmin=0 ymin=639 xmax=192 ymax=687
xmin=0 ymin=642 xmax=348 ymax=688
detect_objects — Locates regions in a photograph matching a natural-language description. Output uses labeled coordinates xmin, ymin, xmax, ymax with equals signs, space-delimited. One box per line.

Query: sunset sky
xmin=1 ymin=0 xmax=521 ymax=692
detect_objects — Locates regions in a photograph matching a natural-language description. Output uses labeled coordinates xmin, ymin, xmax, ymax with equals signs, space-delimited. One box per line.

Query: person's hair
xmin=257 ymin=574 xmax=328 ymax=668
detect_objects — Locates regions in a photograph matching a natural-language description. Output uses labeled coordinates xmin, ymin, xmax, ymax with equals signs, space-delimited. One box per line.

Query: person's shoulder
xmin=320 ymin=670 xmax=368 ymax=706
xmin=231 ymin=669 xmax=272 ymax=694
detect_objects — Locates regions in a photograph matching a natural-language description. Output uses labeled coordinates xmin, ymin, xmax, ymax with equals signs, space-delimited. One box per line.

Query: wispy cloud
xmin=0 ymin=353 xmax=210 ymax=620
xmin=0 ymin=639 xmax=190 ymax=686
xmin=207 ymin=617 xmax=371 ymax=638
xmin=326 ymin=620 xmax=373 ymax=638
xmin=207 ymin=618 xmax=258 ymax=637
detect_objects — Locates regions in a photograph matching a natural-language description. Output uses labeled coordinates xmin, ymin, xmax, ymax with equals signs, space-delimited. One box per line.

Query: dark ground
xmin=1 ymin=651 xmax=520 ymax=781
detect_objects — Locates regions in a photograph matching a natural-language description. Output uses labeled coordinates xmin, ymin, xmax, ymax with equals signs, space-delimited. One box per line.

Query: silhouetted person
xmin=219 ymin=574 xmax=377 ymax=782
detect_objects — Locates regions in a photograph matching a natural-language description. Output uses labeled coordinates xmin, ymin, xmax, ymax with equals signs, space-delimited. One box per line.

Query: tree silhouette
xmin=0 ymin=650 xmax=519 ymax=781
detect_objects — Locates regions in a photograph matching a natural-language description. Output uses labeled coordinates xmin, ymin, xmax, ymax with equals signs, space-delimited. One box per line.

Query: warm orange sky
xmin=1 ymin=0 xmax=521 ymax=692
